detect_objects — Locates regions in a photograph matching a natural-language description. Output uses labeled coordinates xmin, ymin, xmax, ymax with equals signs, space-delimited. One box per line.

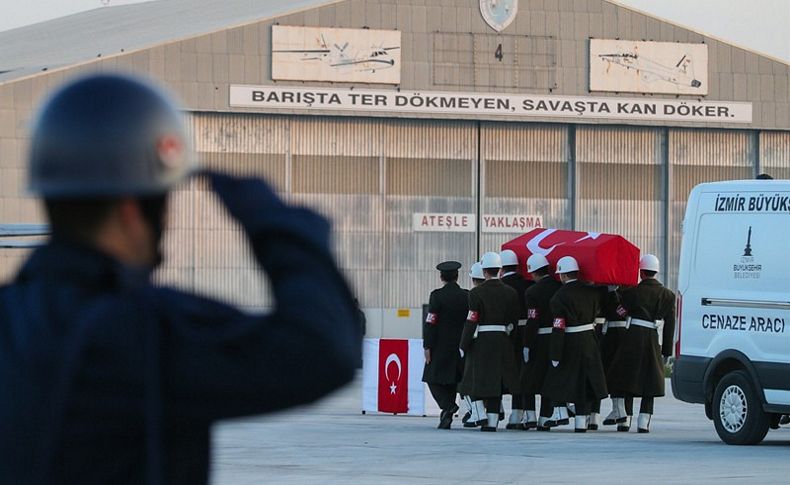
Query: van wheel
xmin=712 ymin=370 xmax=769 ymax=445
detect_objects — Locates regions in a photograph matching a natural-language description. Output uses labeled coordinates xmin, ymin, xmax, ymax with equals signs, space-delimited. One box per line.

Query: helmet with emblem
xmin=28 ymin=73 xmax=194 ymax=197
xmin=527 ymin=253 xmax=550 ymax=273
xmin=555 ymin=256 xmax=580 ymax=274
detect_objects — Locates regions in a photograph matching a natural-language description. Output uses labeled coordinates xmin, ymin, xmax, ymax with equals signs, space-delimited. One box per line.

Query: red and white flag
xmin=362 ymin=339 xmax=425 ymax=415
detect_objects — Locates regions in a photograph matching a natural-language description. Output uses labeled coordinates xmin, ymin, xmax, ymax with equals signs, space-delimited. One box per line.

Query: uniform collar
xmin=16 ymin=238 xmax=152 ymax=289
xmin=640 ymin=278 xmax=661 ymax=287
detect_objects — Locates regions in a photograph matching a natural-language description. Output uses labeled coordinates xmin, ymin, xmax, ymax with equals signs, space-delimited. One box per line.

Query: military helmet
xmin=639 ymin=254 xmax=660 ymax=272
xmin=480 ymin=252 xmax=502 ymax=269
xmin=527 ymin=253 xmax=550 ymax=273
xmin=499 ymin=249 xmax=518 ymax=267
xmin=469 ymin=262 xmax=484 ymax=280
xmin=556 ymin=256 xmax=580 ymax=274
xmin=28 ymin=73 xmax=194 ymax=197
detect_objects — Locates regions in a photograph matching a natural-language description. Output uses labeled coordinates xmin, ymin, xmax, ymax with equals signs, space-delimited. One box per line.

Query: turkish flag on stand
xmin=377 ymin=339 xmax=409 ymax=414
xmin=501 ymin=228 xmax=640 ymax=286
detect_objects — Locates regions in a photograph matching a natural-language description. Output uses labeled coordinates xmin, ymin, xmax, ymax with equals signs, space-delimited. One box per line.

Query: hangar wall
xmin=1 ymin=0 xmax=789 ymax=338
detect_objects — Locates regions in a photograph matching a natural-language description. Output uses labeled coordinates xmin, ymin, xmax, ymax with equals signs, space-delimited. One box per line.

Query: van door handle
xmin=702 ymin=298 xmax=790 ymax=310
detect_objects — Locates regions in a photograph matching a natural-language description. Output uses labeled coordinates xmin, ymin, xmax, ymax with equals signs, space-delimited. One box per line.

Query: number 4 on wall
xmin=495 ymin=43 xmax=503 ymax=62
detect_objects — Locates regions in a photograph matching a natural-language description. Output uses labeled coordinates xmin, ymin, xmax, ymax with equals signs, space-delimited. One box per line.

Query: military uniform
xmin=599 ymin=288 xmax=635 ymax=425
xmin=423 ymin=264 xmax=469 ymax=428
xmin=501 ymin=271 xmax=533 ymax=428
xmin=522 ymin=275 xmax=562 ymax=421
xmin=0 ymin=174 xmax=361 ymax=484
xmin=606 ymin=278 xmax=676 ymax=400
xmin=458 ymin=279 xmax=520 ymax=418
xmin=541 ymin=280 xmax=608 ymax=416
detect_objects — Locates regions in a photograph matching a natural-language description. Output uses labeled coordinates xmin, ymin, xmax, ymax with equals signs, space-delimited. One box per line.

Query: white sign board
xmin=413 ymin=214 xmax=476 ymax=233
xmin=229 ymin=86 xmax=752 ymax=124
xmin=482 ymin=215 xmax=543 ymax=233
xmin=272 ymin=26 xmax=401 ymax=84
xmin=590 ymin=39 xmax=708 ymax=95
xmin=411 ymin=214 xmax=544 ymax=233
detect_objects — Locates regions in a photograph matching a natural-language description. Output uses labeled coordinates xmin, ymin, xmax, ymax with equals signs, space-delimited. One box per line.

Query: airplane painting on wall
xmin=272 ymin=26 xmax=401 ymax=84
xmin=590 ymin=39 xmax=708 ymax=95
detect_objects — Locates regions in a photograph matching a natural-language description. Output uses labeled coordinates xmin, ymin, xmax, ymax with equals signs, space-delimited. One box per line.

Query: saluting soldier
xmin=499 ymin=249 xmax=535 ymax=430
xmin=521 ymin=254 xmax=562 ymax=431
xmin=541 ymin=256 xmax=608 ymax=433
xmin=459 ymin=252 xmax=520 ymax=432
xmin=606 ymin=254 xmax=676 ymax=433
xmin=423 ymin=261 xmax=470 ymax=430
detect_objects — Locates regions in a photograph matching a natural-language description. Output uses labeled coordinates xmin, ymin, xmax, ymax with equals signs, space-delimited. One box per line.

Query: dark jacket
xmin=422 ymin=282 xmax=469 ymax=385
xmin=0 ymin=173 xmax=361 ymax=485
xmin=521 ymin=275 xmax=562 ymax=394
xmin=541 ymin=280 xmax=608 ymax=404
xmin=606 ymin=278 xmax=676 ymax=397
xmin=501 ymin=272 xmax=532 ymax=394
xmin=458 ymin=279 xmax=519 ymax=398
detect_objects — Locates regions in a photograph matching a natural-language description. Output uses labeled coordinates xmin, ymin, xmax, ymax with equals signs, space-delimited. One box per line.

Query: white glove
xmin=522 ymin=347 xmax=530 ymax=363
xmin=459 ymin=348 xmax=465 ymax=358
xmin=551 ymin=360 xmax=560 ymax=367
xmin=607 ymin=285 xmax=619 ymax=292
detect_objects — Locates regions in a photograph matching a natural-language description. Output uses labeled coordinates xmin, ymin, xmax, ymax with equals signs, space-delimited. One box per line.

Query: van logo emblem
xmin=743 ymin=226 xmax=753 ymax=257
xmin=734 ymin=226 xmax=761 ymax=280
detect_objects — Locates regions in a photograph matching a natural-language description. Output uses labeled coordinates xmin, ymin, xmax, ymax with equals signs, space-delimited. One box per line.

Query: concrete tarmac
xmin=211 ymin=377 xmax=789 ymax=484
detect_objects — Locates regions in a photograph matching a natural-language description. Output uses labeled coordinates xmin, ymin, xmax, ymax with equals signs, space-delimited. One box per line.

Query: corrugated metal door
xmin=383 ymin=120 xmax=478 ymax=308
xmin=480 ymin=122 xmax=570 ymax=257
xmin=668 ymin=129 xmax=755 ymax=288
xmin=576 ymin=126 xmax=665 ymax=282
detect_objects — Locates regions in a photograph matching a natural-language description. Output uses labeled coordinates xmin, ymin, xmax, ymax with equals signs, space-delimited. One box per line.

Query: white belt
xmin=628 ymin=317 xmax=657 ymax=329
xmin=602 ymin=320 xmax=627 ymax=334
xmin=477 ymin=325 xmax=508 ymax=333
xmin=517 ymin=319 xmax=527 ymax=327
xmin=565 ymin=323 xmax=595 ymax=334
xmin=594 ymin=317 xmax=606 ymax=325
xmin=537 ymin=327 xmax=553 ymax=335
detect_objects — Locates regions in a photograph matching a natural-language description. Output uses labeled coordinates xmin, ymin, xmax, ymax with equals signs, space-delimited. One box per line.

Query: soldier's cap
xmin=436 ymin=261 xmax=462 ymax=271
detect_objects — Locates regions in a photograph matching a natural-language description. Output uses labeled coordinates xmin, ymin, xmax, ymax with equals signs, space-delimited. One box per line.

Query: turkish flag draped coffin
xmin=501 ymin=228 xmax=640 ymax=286
xmin=362 ymin=339 xmax=426 ymax=415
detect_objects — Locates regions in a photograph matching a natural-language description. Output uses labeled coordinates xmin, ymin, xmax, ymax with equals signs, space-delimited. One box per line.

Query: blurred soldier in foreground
xmin=499 ymin=249 xmax=535 ymax=430
xmin=0 ymin=74 xmax=361 ymax=484
xmin=606 ymin=255 xmax=676 ymax=433
xmin=423 ymin=261 xmax=469 ymax=429
xmin=541 ymin=257 xmax=608 ymax=433
xmin=459 ymin=252 xmax=520 ymax=432
xmin=521 ymin=254 xmax=562 ymax=431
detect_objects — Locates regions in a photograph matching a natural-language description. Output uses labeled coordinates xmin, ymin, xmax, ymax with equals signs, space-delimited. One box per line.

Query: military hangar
xmin=0 ymin=0 xmax=788 ymax=338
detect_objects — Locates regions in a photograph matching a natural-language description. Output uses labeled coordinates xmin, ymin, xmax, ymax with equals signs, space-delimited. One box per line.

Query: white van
xmin=672 ymin=179 xmax=790 ymax=445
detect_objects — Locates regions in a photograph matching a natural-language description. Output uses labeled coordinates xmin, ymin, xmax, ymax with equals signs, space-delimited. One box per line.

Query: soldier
xmin=606 ymin=254 xmax=676 ymax=433
xmin=423 ymin=261 xmax=469 ymax=430
xmin=0 ymin=74 xmax=361 ymax=483
xmin=541 ymin=256 xmax=608 ymax=433
xmin=461 ymin=262 xmax=487 ymax=428
xmin=499 ymin=249 xmax=535 ymax=430
xmin=459 ymin=252 xmax=520 ymax=432
xmin=521 ymin=254 xmax=563 ymax=431
xmin=600 ymin=286 xmax=635 ymax=431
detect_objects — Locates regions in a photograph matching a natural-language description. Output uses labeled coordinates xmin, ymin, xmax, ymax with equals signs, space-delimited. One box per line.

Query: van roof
xmin=693 ymin=179 xmax=790 ymax=193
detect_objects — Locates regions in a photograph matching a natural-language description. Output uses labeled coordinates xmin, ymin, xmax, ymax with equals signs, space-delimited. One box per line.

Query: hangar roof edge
xmin=0 ymin=0 xmax=787 ymax=86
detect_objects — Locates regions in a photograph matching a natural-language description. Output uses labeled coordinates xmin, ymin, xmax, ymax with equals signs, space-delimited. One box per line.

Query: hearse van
xmin=672 ymin=180 xmax=790 ymax=445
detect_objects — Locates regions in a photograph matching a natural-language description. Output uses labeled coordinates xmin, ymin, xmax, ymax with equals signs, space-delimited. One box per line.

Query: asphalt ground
xmin=211 ymin=377 xmax=790 ymax=484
